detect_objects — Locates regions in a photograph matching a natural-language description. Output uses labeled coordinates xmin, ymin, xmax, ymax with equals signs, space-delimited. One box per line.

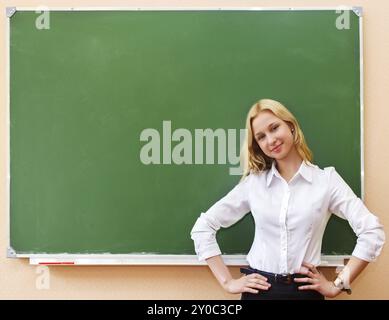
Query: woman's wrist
xmin=331 ymin=281 xmax=343 ymax=296
xmin=220 ymin=276 xmax=233 ymax=290
xmin=312 ymin=279 xmax=341 ymax=298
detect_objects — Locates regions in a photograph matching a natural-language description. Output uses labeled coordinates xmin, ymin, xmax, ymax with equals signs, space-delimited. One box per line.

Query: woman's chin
xmin=272 ymin=150 xmax=289 ymax=160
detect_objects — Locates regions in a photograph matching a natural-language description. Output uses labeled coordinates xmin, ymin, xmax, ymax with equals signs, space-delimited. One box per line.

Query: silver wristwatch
xmin=333 ymin=276 xmax=352 ymax=295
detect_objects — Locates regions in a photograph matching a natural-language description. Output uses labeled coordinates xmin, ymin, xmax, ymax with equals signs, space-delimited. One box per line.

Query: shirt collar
xmin=266 ymin=160 xmax=314 ymax=187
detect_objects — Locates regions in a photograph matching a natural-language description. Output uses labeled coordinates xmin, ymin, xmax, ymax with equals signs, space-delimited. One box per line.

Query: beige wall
xmin=1 ymin=0 xmax=388 ymax=300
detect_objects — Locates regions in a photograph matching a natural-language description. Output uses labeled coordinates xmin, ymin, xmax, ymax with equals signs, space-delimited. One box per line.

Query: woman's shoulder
xmin=309 ymin=162 xmax=336 ymax=173
xmin=308 ymin=162 xmax=340 ymax=183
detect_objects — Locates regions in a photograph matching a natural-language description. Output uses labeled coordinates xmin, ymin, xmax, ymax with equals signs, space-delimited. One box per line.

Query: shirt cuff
xmin=197 ymin=244 xmax=222 ymax=261
xmin=352 ymin=244 xmax=378 ymax=262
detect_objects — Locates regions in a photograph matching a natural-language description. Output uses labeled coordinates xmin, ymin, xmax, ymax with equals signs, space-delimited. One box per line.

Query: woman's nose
xmin=268 ymin=136 xmax=277 ymax=147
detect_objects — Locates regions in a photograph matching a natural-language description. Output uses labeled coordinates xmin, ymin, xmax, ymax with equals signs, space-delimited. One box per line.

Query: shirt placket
xmin=279 ymin=185 xmax=290 ymax=274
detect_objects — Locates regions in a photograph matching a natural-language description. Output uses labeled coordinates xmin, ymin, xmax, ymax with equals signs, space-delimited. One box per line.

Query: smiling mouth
xmin=272 ymin=144 xmax=282 ymax=152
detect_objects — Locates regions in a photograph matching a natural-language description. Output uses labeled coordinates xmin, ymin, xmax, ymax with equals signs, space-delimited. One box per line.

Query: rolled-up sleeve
xmin=190 ymin=174 xmax=252 ymax=261
xmin=327 ymin=167 xmax=385 ymax=262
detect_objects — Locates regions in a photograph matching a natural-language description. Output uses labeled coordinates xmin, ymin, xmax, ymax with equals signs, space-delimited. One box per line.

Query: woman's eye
xmin=272 ymin=125 xmax=279 ymax=131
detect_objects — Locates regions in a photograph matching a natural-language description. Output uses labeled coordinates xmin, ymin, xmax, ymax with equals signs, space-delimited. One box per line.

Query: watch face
xmin=334 ymin=278 xmax=351 ymax=293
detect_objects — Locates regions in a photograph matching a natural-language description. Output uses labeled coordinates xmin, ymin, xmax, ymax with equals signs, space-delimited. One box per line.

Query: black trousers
xmin=240 ymin=267 xmax=325 ymax=300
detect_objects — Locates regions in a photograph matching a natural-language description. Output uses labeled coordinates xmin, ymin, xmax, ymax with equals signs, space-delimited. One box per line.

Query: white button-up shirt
xmin=190 ymin=160 xmax=385 ymax=274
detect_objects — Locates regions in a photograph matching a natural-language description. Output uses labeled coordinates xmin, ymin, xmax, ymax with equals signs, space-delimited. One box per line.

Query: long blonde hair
xmin=240 ymin=99 xmax=313 ymax=180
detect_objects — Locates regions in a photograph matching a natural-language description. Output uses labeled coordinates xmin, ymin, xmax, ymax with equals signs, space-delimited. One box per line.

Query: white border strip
xmin=27 ymin=254 xmax=348 ymax=266
xmin=359 ymin=13 xmax=365 ymax=201
xmin=6 ymin=7 xmax=359 ymax=265
xmin=5 ymin=8 xmax=14 ymax=258
xmin=13 ymin=6 xmax=356 ymax=11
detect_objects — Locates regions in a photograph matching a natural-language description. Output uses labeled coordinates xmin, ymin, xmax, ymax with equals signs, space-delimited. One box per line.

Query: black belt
xmin=240 ymin=267 xmax=306 ymax=285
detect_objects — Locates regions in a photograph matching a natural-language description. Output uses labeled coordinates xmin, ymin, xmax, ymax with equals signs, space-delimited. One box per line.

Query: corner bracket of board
xmin=7 ymin=247 xmax=17 ymax=258
xmin=352 ymin=6 xmax=363 ymax=17
xmin=6 ymin=7 xmax=16 ymax=18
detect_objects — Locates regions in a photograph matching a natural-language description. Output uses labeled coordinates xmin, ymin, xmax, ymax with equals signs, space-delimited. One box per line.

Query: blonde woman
xmin=190 ymin=99 xmax=385 ymax=300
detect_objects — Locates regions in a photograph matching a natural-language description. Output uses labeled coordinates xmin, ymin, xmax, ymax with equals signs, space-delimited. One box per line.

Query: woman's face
xmin=251 ymin=110 xmax=295 ymax=160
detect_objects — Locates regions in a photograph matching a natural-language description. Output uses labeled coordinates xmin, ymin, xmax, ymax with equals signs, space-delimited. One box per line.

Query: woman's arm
xmin=326 ymin=167 xmax=385 ymax=262
xmin=206 ymin=255 xmax=233 ymax=289
xmin=191 ymin=174 xmax=271 ymax=294
xmin=190 ymin=175 xmax=253 ymax=261
xmin=295 ymin=167 xmax=385 ymax=298
xmin=312 ymin=167 xmax=385 ymax=297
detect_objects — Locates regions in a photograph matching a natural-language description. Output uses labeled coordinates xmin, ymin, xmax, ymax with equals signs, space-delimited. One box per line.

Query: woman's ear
xmin=287 ymin=123 xmax=295 ymax=133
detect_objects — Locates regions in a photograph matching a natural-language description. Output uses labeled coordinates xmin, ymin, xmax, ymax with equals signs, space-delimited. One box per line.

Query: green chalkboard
xmin=9 ymin=9 xmax=360 ymax=257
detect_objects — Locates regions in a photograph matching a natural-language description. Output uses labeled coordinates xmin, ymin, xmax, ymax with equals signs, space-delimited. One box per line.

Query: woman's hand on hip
xmin=294 ymin=261 xmax=342 ymax=298
xmin=223 ymin=273 xmax=271 ymax=294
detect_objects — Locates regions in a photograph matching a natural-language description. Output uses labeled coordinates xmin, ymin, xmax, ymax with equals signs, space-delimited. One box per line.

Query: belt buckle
xmin=280 ymin=273 xmax=293 ymax=285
